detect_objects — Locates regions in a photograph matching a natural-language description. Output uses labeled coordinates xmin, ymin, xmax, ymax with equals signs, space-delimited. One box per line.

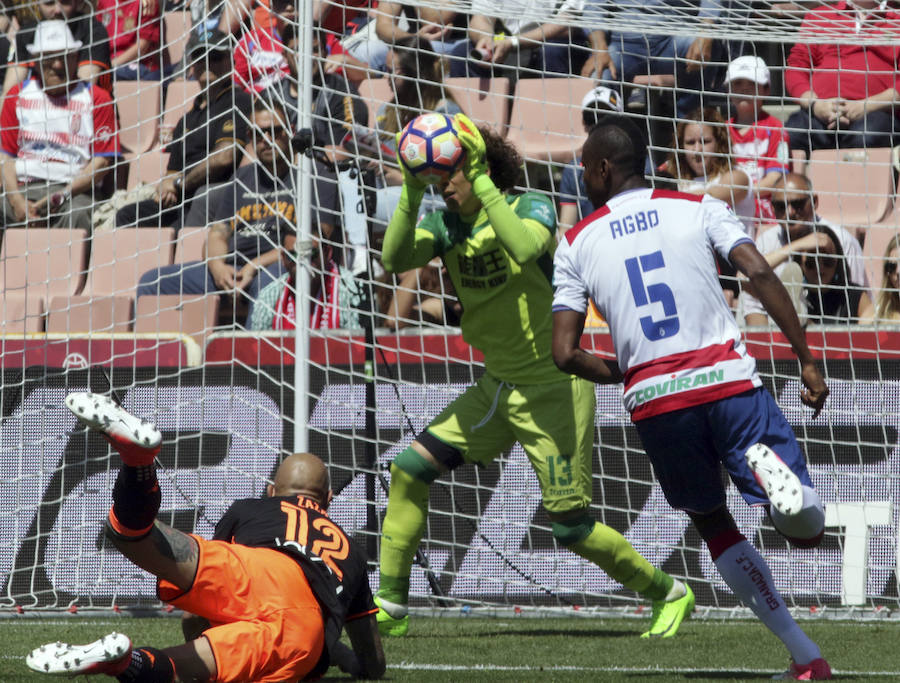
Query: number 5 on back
xmin=625 ymin=251 xmax=680 ymax=341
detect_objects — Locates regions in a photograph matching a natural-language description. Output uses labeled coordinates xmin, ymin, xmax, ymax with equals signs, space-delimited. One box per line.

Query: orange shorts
xmin=158 ymin=536 xmax=324 ymax=683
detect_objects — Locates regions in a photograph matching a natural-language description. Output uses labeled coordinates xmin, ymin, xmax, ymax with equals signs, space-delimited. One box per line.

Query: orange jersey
xmin=213 ymin=495 xmax=377 ymax=673
xmin=159 ymin=540 xmax=324 ymax=682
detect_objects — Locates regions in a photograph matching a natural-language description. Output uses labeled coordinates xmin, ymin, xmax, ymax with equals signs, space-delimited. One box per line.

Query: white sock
xmin=770 ymin=485 xmax=825 ymax=542
xmin=714 ymin=539 xmax=820 ymax=664
xmin=376 ymin=596 xmax=408 ymax=618
xmin=665 ymin=579 xmax=687 ymax=602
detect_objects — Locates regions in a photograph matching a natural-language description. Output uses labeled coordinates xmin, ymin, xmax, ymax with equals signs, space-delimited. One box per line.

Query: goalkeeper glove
xmin=395 ymin=129 xmax=427 ymax=207
xmin=454 ymin=113 xmax=488 ymax=185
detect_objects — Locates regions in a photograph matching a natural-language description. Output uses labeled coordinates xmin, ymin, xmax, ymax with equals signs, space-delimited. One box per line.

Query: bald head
xmin=774 ymin=172 xmax=813 ymax=194
xmin=268 ymin=452 xmax=331 ymax=506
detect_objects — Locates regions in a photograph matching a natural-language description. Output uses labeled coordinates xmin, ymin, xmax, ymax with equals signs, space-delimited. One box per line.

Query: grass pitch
xmin=1 ymin=615 xmax=897 ymax=681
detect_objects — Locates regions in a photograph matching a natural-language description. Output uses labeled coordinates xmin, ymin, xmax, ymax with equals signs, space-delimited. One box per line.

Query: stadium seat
xmin=45 ymin=296 xmax=134 ymax=334
xmin=134 ymin=294 xmax=220 ymax=344
xmin=506 ymin=78 xmax=595 ymax=163
xmin=807 ymin=147 xmax=896 ymax=229
xmin=162 ymin=80 xmax=202 ymax=142
xmin=0 ymin=293 xmax=44 ymax=333
xmin=82 ymin=229 xmax=176 ymax=298
xmin=356 ymin=77 xmax=394 ymax=133
xmin=163 ymin=11 xmax=192 ymax=69
xmin=126 ymin=149 xmax=171 ymax=190
xmin=0 ymin=229 xmax=88 ymax=312
xmin=114 ymin=80 xmax=161 ymax=154
xmin=174 ymin=227 xmax=207 ymax=263
xmin=862 ymin=222 xmax=900 ymax=294
xmin=444 ymin=77 xmax=511 ymax=137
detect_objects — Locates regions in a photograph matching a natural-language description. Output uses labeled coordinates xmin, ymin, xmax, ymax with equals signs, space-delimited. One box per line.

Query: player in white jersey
xmin=551 ymin=116 xmax=832 ymax=681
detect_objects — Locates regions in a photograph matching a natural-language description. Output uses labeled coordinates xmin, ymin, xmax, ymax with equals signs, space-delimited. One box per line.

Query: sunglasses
xmin=771 ymin=197 xmax=810 ymax=215
xmin=886 ymin=261 xmax=899 ymax=275
xmin=803 ymin=253 xmax=840 ymax=271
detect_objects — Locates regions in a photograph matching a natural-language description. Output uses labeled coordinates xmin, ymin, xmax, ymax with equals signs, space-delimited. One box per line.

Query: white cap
xmin=725 ymin=55 xmax=770 ymax=86
xmin=27 ymin=20 xmax=83 ymax=56
xmin=581 ymin=86 xmax=624 ymax=114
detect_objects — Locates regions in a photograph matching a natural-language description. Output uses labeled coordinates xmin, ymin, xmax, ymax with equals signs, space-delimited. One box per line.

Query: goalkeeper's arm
xmin=332 ymin=614 xmax=386 ymax=679
xmin=454 ymin=113 xmax=551 ymax=264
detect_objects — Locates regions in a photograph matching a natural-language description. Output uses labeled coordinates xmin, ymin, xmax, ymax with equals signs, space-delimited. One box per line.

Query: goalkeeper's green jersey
xmin=416 ymin=192 xmax=562 ymax=385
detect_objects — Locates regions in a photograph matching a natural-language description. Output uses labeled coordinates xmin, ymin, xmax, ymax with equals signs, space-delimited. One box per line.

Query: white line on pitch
xmin=390 ymin=662 xmax=900 ymax=676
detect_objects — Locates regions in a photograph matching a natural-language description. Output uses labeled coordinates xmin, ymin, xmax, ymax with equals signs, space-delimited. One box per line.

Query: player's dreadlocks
xmin=481 ymin=125 xmax=523 ymax=192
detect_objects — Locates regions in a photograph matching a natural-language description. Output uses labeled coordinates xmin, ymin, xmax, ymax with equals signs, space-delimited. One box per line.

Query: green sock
xmin=568 ymin=522 xmax=673 ymax=601
xmin=378 ymin=459 xmax=434 ymax=605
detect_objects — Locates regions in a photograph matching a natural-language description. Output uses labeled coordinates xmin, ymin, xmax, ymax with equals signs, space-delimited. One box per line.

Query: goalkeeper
xmin=376 ymin=113 xmax=694 ymax=637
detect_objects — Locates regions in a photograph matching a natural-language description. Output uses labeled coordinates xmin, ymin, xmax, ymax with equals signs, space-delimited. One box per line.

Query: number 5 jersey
xmin=552 ymin=188 xmax=762 ymax=421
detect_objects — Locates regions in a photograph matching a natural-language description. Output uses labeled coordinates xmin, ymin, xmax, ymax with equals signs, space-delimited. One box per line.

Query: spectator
xmin=248 ymin=232 xmax=364 ymax=330
xmin=380 ymin=260 xmax=461 ymax=330
xmin=582 ymin=0 xmax=725 ymax=115
xmin=372 ymin=37 xmax=462 ymax=229
xmin=3 ymin=0 xmax=110 ymax=95
xmin=740 ymin=172 xmax=872 ymax=326
xmin=97 ymin=0 xmax=164 ymax=81
xmin=375 ymin=2 xmax=458 ymax=55
xmin=724 ymin=55 xmax=791 ymax=224
xmin=454 ymin=0 xmax=589 ymax=77
xmin=233 ymin=0 xmax=292 ymax=93
xmin=136 ymin=98 xmax=295 ymax=326
xmin=0 ymin=21 xmax=120 ymax=231
xmin=785 ymin=0 xmax=900 ymax=155
xmin=115 ymin=29 xmax=251 ymax=230
xmin=795 ymin=223 xmax=872 ymax=323
xmin=864 ymin=235 xmax=900 ymax=323
xmin=557 ymin=85 xmax=623 ymax=235
xmin=331 ymin=2 xmax=461 ymax=79
xmin=666 ymin=107 xmax=755 ymax=236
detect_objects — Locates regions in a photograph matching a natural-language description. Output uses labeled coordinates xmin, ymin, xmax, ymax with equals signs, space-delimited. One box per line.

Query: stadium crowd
xmin=0 ymin=0 xmax=898 ymax=334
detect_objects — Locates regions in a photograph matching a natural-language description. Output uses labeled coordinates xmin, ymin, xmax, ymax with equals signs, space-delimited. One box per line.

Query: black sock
xmin=110 ymin=465 xmax=160 ymax=535
xmin=116 ymin=647 xmax=175 ymax=683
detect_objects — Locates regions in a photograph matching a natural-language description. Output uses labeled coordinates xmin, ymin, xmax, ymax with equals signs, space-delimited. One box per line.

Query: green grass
xmin=1 ymin=616 xmax=897 ymax=681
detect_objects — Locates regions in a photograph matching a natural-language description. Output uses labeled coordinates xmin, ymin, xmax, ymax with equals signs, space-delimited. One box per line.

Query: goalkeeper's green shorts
xmin=420 ymin=373 xmax=595 ymax=515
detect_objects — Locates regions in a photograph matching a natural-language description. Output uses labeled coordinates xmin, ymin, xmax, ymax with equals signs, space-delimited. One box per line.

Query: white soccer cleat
xmin=26 ymin=632 xmax=132 ymax=677
xmin=745 ymin=443 xmax=804 ymax=516
xmin=66 ymin=392 xmax=161 ymax=466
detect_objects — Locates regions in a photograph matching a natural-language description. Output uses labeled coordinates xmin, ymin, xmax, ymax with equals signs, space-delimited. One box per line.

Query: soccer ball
xmin=397 ymin=113 xmax=465 ymax=186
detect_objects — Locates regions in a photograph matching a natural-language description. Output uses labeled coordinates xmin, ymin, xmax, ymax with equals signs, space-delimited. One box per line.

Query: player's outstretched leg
xmin=26 ymin=632 xmax=178 ymax=681
xmin=745 ymin=443 xmax=825 ymax=548
xmin=376 ymin=446 xmax=442 ymax=636
xmin=559 ymin=516 xmax=694 ymax=638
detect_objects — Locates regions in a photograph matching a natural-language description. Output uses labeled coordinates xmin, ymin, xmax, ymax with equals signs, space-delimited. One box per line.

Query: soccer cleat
xmin=746 ymin=443 xmax=804 ymax=516
xmin=641 ymin=583 xmax=694 ymax=638
xmin=66 ymin=392 xmax=161 ymax=466
xmin=26 ymin=632 xmax=132 ymax=677
xmin=374 ymin=596 xmax=409 ymax=637
xmin=773 ymin=657 xmax=832 ymax=680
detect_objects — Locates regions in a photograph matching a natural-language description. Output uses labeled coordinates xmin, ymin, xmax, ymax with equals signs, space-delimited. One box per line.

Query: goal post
xmin=0 ymin=0 xmax=898 ymax=617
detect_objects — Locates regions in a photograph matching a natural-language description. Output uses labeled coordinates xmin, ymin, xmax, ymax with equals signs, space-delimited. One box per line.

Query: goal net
xmin=0 ymin=0 xmax=898 ymax=617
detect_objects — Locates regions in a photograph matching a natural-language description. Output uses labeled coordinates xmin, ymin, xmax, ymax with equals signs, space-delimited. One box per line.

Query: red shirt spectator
xmin=96 ymin=0 xmax=162 ymax=72
xmin=234 ymin=25 xmax=289 ymax=93
xmin=786 ymin=1 xmax=900 ymax=101
xmin=728 ymin=114 xmax=791 ymax=223
xmin=1 ymin=79 xmax=120 ymax=183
